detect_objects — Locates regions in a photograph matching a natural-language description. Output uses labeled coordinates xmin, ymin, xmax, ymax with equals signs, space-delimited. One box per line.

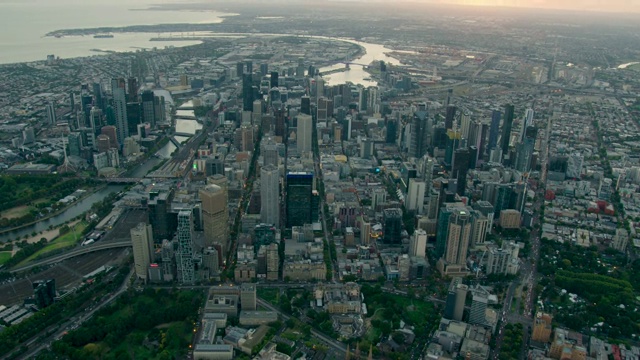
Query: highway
xmin=10 ymin=240 xmax=132 ymax=273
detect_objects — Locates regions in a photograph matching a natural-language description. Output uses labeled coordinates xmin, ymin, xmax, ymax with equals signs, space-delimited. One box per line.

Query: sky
xmin=415 ymin=0 xmax=640 ymax=13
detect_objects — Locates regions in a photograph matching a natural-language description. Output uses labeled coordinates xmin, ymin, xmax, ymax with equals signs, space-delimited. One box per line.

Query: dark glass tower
xmin=488 ymin=110 xmax=501 ymax=151
xmin=286 ymin=172 xmax=314 ymax=227
xmin=242 ymin=74 xmax=253 ymax=112
xmin=270 ymin=71 xmax=279 ymax=89
xmin=445 ymin=105 xmax=456 ymax=130
xmin=501 ymin=104 xmax=515 ymax=154
xmin=382 ymin=208 xmax=403 ymax=244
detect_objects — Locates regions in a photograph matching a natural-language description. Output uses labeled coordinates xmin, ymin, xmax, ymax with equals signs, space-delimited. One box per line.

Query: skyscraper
xmin=45 ymin=102 xmax=56 ymax=125
xmin=176 ymin=209 xmax=195 ymax=284
xmin=242 ymin=73 xmax=253 ymax=112
xmin=406 ymin=179 xmax=426 ymax=214
xmin=444 ymin=209 xmax=471 ymax=266
xmin=270 ymin=71 xmax=279 ymax=89
xmin=382 ymin=208 xmax=403 ymax=244
xmin=111 ymin=79 xmax=128 ymax=146
xmin=500 ymin=104 xmax=515 ymax=154
xmin=297 ymin=114 xmax=313 ymax=154
xmin=452 ymin=148 xmax=471 ymax=197
xmin=127 ymin=77 xmax=138 ymax=102
xmin=200 ymin=184 xmax=229 ymax=255
xmin=286 ymin=172 xmax=314 ymax=227
xmin=469 ymin=289 xmax=488 ymax=325
xmin=141 ymin=90 xmax=156 ymax=128
xmin=262 ymin=138 xmax=278 ymax=167
xmin=148 ymin=189 xmax=176 ymax=242
xmin=445 ymin=105 xmax=456 ymax=130
xmin=410 ymin=110 xmax=430 ymax=158
xmin=515 ymin=126 xmax=537 ymax=172
xmin=488 ymin=110 xmax=501 ymax=152
xmin=409 ymin=229 xmax=427 ymax=257
xmin=261 ymin=165 xmax=280 ymax=228
xmin=301 ymin=96 xmax=311 ymax=115
xmin=521 ymin=108 xmax=534 ymax=142
xmin=131 ymin=222 xmax=154 ymax=280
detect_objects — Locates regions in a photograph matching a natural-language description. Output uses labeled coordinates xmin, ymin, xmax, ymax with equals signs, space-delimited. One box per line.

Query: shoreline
xmin=0 ymin=184 xmax=107 ymax=240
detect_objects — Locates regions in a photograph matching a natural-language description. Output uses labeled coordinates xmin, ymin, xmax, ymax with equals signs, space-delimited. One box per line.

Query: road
xmin=10 ymin=240 xmax=132 ymax=273
xmin=257 ymin=298 xmax=347 ymax=356
xmin=7 ymin=267 xmax=134 ymax=360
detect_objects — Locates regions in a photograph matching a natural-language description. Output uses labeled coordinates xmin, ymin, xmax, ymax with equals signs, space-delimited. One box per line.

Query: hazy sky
xmin=412 ymin=0 xmax=640 ymax=13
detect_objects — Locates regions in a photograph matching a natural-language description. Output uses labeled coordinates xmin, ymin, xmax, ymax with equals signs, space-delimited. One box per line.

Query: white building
xmin=406 ymin=179 xmax=426 ymax=214
xmin=410 ymin=229 xmax=427 ymax=258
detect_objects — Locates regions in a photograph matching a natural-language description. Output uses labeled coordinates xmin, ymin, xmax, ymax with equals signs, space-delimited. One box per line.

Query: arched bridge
xmin=10 ymin=240 xmax=132 ymax=273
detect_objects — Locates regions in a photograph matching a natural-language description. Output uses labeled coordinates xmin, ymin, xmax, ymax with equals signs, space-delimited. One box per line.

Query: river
xmin=0 ymin=151 xmax=166 ymax=243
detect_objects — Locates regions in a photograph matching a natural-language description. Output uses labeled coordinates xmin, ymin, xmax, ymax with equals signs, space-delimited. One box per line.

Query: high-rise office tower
xmin=444 ymin=209 xmax=471 ymax=266
xmin=236 ymin=61 xmax=244 ymax=78
xmin=315 ymin=76 xmax=325 ymax=102
xmin=242 ymin=74 xmax=253 ymax=112
xmin=452 ymin=148 xmax=471 ymax=197
xmin=445 ymin=105 xmax=456 ymax=130
xmin=361 ymin=221 xmax=371 ymax=245
xmin=469 ymin=290 xmax=488 ymax=325
xmin=274 ymin=108 xmax=285 ymax=137
xmin=45 ymin=102 xmax=56 ymax=125
xmin=153 ymin=95 xmax=166 ymax=125
xmin=301 ymin=96 xmax=311 ymax=115
xmin=410 ymin=110 xmax=430 ymax=158
xmin=126 ymin=102 xmax=142 ymax=137
xmin=382 ymin=208 xmax=403 ymax=244
xmin=444 ymin=277 xmax=467 ymax=321
xmin=297 ymin=114 xmax=313 ymax=154
xmin=127 ymin=77 xmax=138 ymax=102
xmin=270 ymin=71 xmax=279 ymax=89
xmin=459 ymin=111 xmax=471 ymax=140
xmin=515 ymin=126 xmax=537 ymax=172
xmin=260 ymin=63 xmax=269 ymax=76
xmin=200 ymin=184 xmax=229 ymax=254
xmin=141 ymin=90 xmax=156 ymax=128
xmin=296 ymin=58 xmax=305 ymax=77
xmin=148 ymin=189 xmax=176 ymax=242
xmin=245 ymin=60 xmax=253 ymax=75
xmin=111 ymin=78 xmax=128 ymax=146
xmin=410 ymin=229 xmax=427 ymax=257
xmin=93 ymin=82 xmax=103 ymax=110
xmin=488 ymin=110 xmax=501 ymax=152
xmin=521 ymin=108 xmax=534 ymax=142
xmin=261 ymin=165 xmax=280 ymax=228
xmin=266 ymin=242 xmax=279 ymax=281
xmin=100 ymin=126 xmax=118 ymax=149
xmin=406 ymin=179 xmax=426 ymax=214
xmin=262 ymin=138 xmax=278 ymax=167
xmin=131 ymin=222 xmax=154 ymax=280
xmin=500 ymin=104 xmax=515 ymax=154
xmin=386 ymin=119 xmax=397 ymax=144
xmin=286 ymin=172 xmax=315 ymax=227
xmin=176 ymin=209 xmax=195 ymax=284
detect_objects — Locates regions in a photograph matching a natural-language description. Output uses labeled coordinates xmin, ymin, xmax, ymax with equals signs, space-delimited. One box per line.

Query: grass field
xmin=0 ymin=252 xmax=11 ymax=265
xmin=0 ymin=205 xmax=32 ymax=220
xmin=17 ymin=221 xmax=88 ymax=266
xmin=628 ymin=63 xmax=640 ymax=72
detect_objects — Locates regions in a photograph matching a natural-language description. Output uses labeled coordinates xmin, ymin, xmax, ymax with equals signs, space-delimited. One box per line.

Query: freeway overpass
xmin=11 ymin=240 xmax=132 ymax=273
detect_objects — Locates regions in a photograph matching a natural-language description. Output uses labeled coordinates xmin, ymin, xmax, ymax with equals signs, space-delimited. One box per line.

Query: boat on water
xmin=93 ymin=34 xmax=114 ymax=39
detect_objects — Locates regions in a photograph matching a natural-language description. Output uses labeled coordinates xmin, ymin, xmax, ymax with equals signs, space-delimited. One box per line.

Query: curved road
xmin=10 ymin=240 xmax=132 ymax=273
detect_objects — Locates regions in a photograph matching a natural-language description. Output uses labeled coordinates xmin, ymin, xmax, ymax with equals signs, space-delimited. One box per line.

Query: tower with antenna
xmin=58 ymin=132 xmax=76 ymax=174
